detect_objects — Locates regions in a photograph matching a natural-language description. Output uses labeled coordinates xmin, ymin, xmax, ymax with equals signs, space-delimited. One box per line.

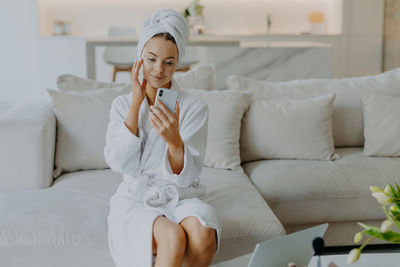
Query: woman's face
xmin=141 ymin=37 xmax=179 ymax=89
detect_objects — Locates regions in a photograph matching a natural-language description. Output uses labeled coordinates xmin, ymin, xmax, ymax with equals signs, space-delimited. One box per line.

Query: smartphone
xmin=155 ymin=88 xmax=178 ymax=114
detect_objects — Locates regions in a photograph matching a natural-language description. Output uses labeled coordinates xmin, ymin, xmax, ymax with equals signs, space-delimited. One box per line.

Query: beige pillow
xmin=362 ymin=94 xmax=400 ymax=157
xmin=185 ymin=89 xmax=251 ymax=171
xmin=57 ymin=74 xmax=129 ymax=91
xmin=174 ymin=64 xmax=215 ymax=90
xmin=241 ymin=94 xmax=338 ymax=162
xmin=57 ymin=64 xmax=215 ymax=91
xmin=227 ymin=68 xmax=400 ymax=147
xmin=46 ymin=87 xmax=130 ymax=178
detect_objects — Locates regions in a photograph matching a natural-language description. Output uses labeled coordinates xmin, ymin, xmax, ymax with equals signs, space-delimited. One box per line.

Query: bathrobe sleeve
xmin=104 ymin=97 xmax=143 ymax=174
xmin=162 ymin=97 xmax=208 ymax=187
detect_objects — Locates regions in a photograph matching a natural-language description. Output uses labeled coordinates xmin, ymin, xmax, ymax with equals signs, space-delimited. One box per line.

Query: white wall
xmin=36 ymin=37 xmax=87 ymax=94
xmin=0 ymin=0 xmax=40 ymax=103
xmin=383 ymin=0 xmax=400 ymax=71
xmin=0 ymin=0 xmax=39 ymax=38
xmin=0 ymin=0 xmax=87 ymax=103
xmin=342 ymin=0 xmax=385 ymax=77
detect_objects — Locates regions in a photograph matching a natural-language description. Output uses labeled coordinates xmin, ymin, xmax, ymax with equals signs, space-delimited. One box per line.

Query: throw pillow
xmin=174 ymin=64 xmax=215 ymax=91
xmin=57 ymin=64 xmax=215 ymax=92
xmin=362 ymin=94 xmax=400 ymax=157
xmin=227 ymin=68 xmax=400 ymax=147
xmin=185 ymin=89 xmax=251 ymax=171
xmin=46 ymin=87 xmax=130 ymax=178
xmin=57 ymin=75 xmax=129 ymax=91
xmin=240 ymin=94 xmax=338 ymax=162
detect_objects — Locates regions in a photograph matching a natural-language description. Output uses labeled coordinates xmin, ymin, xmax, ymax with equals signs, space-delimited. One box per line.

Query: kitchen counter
xmin=84 ymin=36 xmax=335 ymax=47
xmin=23 ymin=34 xmax=338 ymax=94
xmin=81 ymin=36 xmax=333 ymax=80
xmin=86 ymin=36 xmax=241 ymax=46
xmin=85 ymin=36 xmax=240 ymax=79
xmin=39 ymin=35 xmax=333 ymax=82
xmin=199 ymin=43 xmax=333 ymax=89
xmin=239 ymin=41 xmax=331 ymax=48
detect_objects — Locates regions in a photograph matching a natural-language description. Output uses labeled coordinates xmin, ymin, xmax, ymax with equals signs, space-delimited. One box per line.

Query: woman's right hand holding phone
xmin=131 ymin=58 xmax=147 ymax=106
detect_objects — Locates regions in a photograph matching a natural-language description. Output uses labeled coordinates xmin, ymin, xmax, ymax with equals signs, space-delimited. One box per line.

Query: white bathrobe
xmin=105 ymin=78 xmax=222 ymax=267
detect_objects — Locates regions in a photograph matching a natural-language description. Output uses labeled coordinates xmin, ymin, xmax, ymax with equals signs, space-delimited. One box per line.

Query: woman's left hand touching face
xmin=150 ymin=100 xmax=183 ymax=149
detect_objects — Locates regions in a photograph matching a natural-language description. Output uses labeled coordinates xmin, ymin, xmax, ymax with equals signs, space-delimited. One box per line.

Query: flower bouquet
xmin=348 ymin=183 xmax=400 ymax=264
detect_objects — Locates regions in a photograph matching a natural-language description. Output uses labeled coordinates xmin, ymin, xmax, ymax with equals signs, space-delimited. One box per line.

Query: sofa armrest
xmin=0 ymin=101 xmax=56 ymax=192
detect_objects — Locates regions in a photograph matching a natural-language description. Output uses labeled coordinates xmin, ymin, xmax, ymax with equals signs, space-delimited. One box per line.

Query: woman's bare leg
xmin=153 ymin=216 xmax=187 ymax=267
xmin=180 ymin=216 xmax=217 ymax=267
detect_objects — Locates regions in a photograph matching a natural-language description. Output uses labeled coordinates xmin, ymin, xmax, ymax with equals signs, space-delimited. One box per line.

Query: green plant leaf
xmin=395 ymin=183 xmax=400 ymax=194
xmin=390 ymin=209 xmax=400 ymax=219
xmin=389 ymin=184 xmax=399 ymax=198
xmin=363 ymin=229 xmax=400 ymax=243
xmin=358 ymin=222 xmax=381 ymax=232
xmin=184 ymin=8 xmax=190 ymax=17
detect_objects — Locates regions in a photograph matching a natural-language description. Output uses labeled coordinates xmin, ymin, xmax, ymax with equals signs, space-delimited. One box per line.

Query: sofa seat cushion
xmin=200 ymin=167 xmax=284 ymax=241
xmin=0 ymin=168 xmax=284 ymax=266
xmin=243 ymin=147 xmax=400 ymax=226
xmin=0 ymin=169 xmax=117 ymax=267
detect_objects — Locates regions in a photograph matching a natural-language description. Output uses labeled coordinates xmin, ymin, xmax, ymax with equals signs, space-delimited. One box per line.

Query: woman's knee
xmin=167 ymin=224 xmax=187 ymax=251
xmin=196 ymin=226 xmax=217 ymax=254
xmin=154 ymin=218 xmax=187 ymax=255
xmin=182 ymin=217 xmax=217 ymax=254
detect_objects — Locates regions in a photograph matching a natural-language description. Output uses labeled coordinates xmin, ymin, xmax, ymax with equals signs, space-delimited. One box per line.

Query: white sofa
xmin=1 ymin=66 xmax=400 ymax=267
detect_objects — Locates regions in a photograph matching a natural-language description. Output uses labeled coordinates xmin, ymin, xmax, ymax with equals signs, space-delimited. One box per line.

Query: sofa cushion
xmin=186 ymin=89 xmax=251 ymax=171
xmin=362 ymin=94 xmax=400 ymax=157
xmin=46 ymin=87 xmax=131 ymax=178
xmin=243 ymin=147 xmax=400 ymax=226
xmin=240 ymin=94 xmax=337 ymax=162
xmin=57 ymin=75 xmax=129 ymax=92
xmin=174 ymin=64 xmax=216 ymax=90
xmin=0 ymin=170 xmax=116 ymax=267
xmin=0 ymin=168 xmax=284 ymax=266
xmin=199 ymin=167 xmax=284 ymax=242
xmin=227 ymin=68 xmax=400 ymax=147
xmin=57 ymin=64 xmax=215 ymax=92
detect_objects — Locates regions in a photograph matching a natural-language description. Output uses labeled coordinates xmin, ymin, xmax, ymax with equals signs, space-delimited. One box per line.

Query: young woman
xmin=105 ymin=9 xmax=221 ymax=267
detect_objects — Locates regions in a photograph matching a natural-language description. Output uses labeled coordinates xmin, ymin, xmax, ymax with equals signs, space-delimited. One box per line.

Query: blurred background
xmin=0 ymin=0 xmax=399 ymax=104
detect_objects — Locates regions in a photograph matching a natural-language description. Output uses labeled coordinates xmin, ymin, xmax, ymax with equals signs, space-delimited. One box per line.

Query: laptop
xmin=247 ymin=223 xmax=329 ymax=267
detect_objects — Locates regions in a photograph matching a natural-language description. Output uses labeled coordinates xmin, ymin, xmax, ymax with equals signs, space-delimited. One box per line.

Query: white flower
xmin=353 ymin=232 xmax=363 ymax=243
xmin=384 ymin=184 xmax=391 ymax=195
xmin=347 ymin=248 xmax=361 ymax=264
xmin=380 ymin=219 xmax=393 ymax=233
xmin=389 ymin=204 xmax=399 ymax=213
xmin=371 ymin=192 xmax=392 ymax=205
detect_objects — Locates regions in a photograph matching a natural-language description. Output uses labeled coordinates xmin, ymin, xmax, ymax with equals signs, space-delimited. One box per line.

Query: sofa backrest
xmin=227 ymin=68 xmax=400 ymax=147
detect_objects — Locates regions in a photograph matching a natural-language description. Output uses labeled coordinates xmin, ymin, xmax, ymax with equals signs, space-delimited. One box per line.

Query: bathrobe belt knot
xmin=127 ymin=174 xmax=206 ymax=218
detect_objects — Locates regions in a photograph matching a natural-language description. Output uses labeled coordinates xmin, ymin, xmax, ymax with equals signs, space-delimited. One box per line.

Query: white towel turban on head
xmin=137 ymin=9 xmax=188 ymax=64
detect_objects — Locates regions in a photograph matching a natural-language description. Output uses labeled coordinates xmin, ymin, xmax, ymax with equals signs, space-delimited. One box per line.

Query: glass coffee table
xmin=211 ymin=249 xmax=400 ymax=267
xmin=308 ymin=253 xmax=400 ymax=267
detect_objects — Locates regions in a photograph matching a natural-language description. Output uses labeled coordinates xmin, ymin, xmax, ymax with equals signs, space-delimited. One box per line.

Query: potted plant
xmin=348 ymin=183 xmax=400 ymax=264
xmin=183 ymin=0 xmax=205 ymax=35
